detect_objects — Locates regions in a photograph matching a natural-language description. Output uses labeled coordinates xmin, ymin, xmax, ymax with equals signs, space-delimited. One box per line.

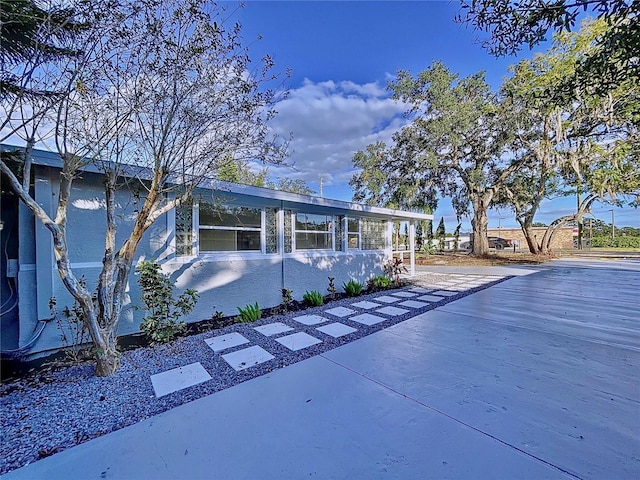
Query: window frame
xmin=292 ymin=212 xmax=335 ymax=251
xmin=197 ymin=204 xmax=266 ymax=254
xmin=346 ymin=217 xmax=361 ymax=250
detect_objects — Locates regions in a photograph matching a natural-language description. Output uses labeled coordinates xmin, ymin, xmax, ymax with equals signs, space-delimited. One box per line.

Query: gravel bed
xmin=0 ymin=274 xmax=510 ymax=475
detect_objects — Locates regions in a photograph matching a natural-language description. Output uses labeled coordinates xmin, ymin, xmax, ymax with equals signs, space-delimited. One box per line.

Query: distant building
xmin=487 ymin=227 xmax=577 ymax=251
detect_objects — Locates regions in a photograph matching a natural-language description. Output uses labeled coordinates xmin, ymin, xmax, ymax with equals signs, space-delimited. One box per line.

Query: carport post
xmin=409 ymin=219 xmax=415 ymax=276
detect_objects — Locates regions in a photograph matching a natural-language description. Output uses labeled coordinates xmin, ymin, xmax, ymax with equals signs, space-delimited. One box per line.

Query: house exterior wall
xmin=13 ymin=165 xmax=395 ymax=358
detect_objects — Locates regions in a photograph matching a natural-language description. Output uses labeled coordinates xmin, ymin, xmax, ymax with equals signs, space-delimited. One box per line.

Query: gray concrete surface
xmin=4 ymin=258 xmax=639 ymax=479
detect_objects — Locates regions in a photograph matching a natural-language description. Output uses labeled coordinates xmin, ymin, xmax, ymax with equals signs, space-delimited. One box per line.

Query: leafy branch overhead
xmin=458 ymin=0 xmax=639 ymax=95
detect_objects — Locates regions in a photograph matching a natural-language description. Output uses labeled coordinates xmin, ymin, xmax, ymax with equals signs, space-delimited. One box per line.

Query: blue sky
xmin=227 ymin=1 xmax=639 ymax=230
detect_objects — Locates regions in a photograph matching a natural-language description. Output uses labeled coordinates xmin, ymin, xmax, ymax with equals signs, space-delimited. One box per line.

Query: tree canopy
xmin=458 ymin=0 xmax=640 ymax=94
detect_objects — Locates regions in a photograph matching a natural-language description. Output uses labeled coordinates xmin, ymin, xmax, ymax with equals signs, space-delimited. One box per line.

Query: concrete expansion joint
xmin=319 ymin=354 xmax=586 ymax=480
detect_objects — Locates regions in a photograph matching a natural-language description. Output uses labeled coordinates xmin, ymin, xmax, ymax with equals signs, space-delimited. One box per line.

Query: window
xmin=199 ymin=204 xmax=262 ymax=252
xmin=347 ymin=218 xmax=360 ymax=250
xmin=295 ymin=213 xmax=333 ymax=250
xmin=361 ymin=218 xmax=386 ymax=250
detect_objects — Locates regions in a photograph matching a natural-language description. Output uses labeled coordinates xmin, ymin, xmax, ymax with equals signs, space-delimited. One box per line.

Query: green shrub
xmin=279 ymin=288 xmax=293 ymax=313
xmin=327 ymin=277 xmax=337 ymax=299
xmin=590 ymin=236 xmax=640 ymax=248
xmin=136 ymin=260 xmax=198 ymax=344
xmin=303 ymin=290 xmax=324 ymax=307
xmin=343 ymin=279 xmax=364 ymax=297
xmin=237 ymin=302 xmax=261 ymax=322
xmin=369 ymin=275 xmax=392 ymax=290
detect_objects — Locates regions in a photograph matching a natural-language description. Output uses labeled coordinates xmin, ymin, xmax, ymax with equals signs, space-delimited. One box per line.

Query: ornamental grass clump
xmin=343 ymin=279 xmax=364 ymax=297
xmin=237 ymin=302 xmax=261 ymax=322
xmin=303 ymin=290 xmax=324 ymax=307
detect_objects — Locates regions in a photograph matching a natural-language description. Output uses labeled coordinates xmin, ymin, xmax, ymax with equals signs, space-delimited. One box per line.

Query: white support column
xmin=277 ymin=207 xmax=285 ymax=255
xmin=409 ymin=219 xmax=416 ymax=276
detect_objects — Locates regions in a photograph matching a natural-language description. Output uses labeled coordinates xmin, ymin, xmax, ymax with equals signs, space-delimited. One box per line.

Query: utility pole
xmin=319 ymin=175 xmax=323 ymax=197
xmin=609 ymin=209 xmax=615 ymax=240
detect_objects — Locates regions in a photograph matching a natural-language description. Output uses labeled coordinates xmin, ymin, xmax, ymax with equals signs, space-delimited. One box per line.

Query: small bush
xmin=368 ymin=275 xmax=392 ymax=290
xmin=279 ymin=288 xmax=293 ymax=313
xmin=384 ymin=257 xmax=408 ymax=285
xmin=343 ymin=279 xmax=364 ymax=297
xmin=327 ymin=277 xmax=337 ymax=299
xmin=136 ymin=260 xmax=198 ymax=344
xmin=303 ymin=290 xmax=324 ymax=307
xmin=237 ymin=302 xmax=261 ymax=322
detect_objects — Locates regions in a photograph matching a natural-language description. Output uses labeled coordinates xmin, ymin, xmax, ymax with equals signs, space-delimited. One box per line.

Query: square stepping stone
xmin=222 ymin=346 xmax=275 ymax=371
xmin=351 ymin=313 xmax=386 ymax=326
xmin=204 ymin=332 xmax=249 ymax=353
xmin=293 ymin=314 xmax=329 ymax=326
xmin=391 ymin=291 xmax=418 ymax=298
xmin=417 ymin=294 xmax=445 ymax=302
xmin=432 ymin=290 xmax=459 ymax=297
xmin=351 ymin=300 xmax=381 ymax=309
xmin=254 ymin=322 xmax=294 ymax=336
xmin=276 ymin=332 xmax=322 ymax=351
xmin=316 ymin=322 xmax=357 ymax=338
xmin=373 ymin=295 xmax=401 ymax=303
xmin=376 ymin=306 xmax=410 ymax=316
xmin=325 ymin=306 xmax=356 ymax=318
xmin=398 ymin=300 xmax=429 ymax=308
xmin=151 ymin=362 xmax=211 ymax=398
xmin=409 ymin=287 xmax=431 ymax=294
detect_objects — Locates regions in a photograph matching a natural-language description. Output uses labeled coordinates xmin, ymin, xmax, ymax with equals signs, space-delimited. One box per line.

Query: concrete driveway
xmin=5 ymin=258 xmax=639 ymax=479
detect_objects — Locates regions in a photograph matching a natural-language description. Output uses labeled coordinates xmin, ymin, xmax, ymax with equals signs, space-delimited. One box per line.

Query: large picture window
xmin=199 ymin=205 xmax=262 ymax=252
xmin=295 ymin=213 xmax=333 ymax=250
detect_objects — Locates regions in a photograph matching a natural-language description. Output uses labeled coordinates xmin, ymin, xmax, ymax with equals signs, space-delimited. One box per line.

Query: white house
xmin=0 ymin=147 xmax=432 ymax=358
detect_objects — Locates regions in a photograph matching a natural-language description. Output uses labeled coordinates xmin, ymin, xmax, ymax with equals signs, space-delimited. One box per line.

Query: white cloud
xmin=267 ymin=78 xmax=408 ymax=188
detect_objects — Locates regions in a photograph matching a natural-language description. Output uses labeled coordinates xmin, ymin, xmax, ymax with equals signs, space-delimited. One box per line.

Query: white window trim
xmin=293 ymin=212 xmax=335 ymax=252
xmin=347 ymin=217 xmax=361 ymax=250
xmin=197 ymin=203 xmax=265 ymax=254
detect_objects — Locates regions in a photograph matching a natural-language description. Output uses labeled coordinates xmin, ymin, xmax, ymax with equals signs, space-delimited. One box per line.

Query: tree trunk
xmin=470 ymin=194 xmax=490 ymax=256
xmin=93 ymin=335 xmax=120 ymax=376
xmin=522 ymin=224 xmax=542 ymax=254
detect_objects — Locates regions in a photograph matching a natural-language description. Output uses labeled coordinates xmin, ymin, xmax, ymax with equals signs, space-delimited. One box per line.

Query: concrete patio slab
xmin=431 ymin=290 xmax=460 ymax=297
xmin=150 ymin=363 xmax=211 ymax=398
xmin=293 ymin=314 xmax=328 ymax=326
xmin=254 ymin=322 xmax=294 ymax=336
xmin=324 ymin=306 xmax=355 ymax=317
xmin=222 ymin=346 xmax=275 ymax=371
xmin=204 ymin=332 xmax=249 ymax=352
xmin=276 ymin=332 xmax=322 ymax=351
xmin=408 ymin=287 xmax=431 ymax=294
xmin=376 ymin=306 xmax=410 ymax=316
xmin=397 ymin=299 xmax=429 ymax=308
xmin=351 ymin=300 xmax=381 ymax=309
xmin=390 ymin=291 xmax=418 ymax=298
xmin=372 ymin=295 xmax=400 ymax=304
xmin=350 ymin=313 xmax=386 ymax=326
xmin=316 ymin=322 xmax=358 ymax=338
xmin=416 ymin=294 xmax=445 ymax=302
